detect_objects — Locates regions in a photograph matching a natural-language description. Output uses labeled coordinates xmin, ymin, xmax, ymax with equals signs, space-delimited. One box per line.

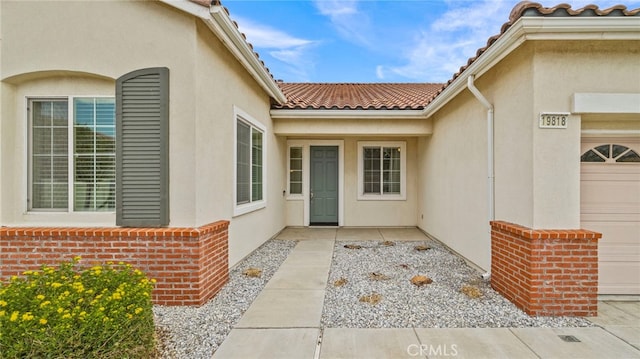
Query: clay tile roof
xmin=274 ymin=83 xmax=443 ymax=110
xmin=192 ymin=1 xmax=637 ymax=110
xmin=428 ymin=1 xmax=640 ymax=103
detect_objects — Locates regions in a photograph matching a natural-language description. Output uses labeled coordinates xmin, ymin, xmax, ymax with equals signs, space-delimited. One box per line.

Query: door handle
xmin=310 ymin=191 xmax=314 ymax=200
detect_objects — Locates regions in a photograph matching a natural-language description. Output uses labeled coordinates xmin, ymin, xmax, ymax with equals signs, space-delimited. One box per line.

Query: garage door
xmin=581 ymin=138 xmax=640 ymax=295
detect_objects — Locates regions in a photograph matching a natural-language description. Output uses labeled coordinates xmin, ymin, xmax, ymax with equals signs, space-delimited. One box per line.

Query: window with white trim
xmin=29 ymin=97 xmax=116 ymax=212
xmin=234 ymin=109 xmax=266 ymax=215
xmin=289 ymin=146 xmax=303 ymax=195
xmin=357 ymin=141 xmax=406 ymax=200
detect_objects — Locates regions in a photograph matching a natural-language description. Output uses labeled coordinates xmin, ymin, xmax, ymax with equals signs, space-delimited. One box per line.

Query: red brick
xmin=0 ymin=221 xmax=229 ymax=306
xmin=491 ymin=221 xmax=599 ymax=317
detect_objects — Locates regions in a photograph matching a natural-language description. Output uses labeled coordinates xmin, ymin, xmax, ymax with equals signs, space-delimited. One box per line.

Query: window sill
xmin=233 ymin=201 xmax=266 ymax=217
xmin=20 ymin=212 xmax=116 ymax=226
xmin=357 ymin=194 xmax=406 ymax=201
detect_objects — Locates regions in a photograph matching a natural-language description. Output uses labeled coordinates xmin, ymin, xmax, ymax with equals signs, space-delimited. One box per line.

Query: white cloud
xmin=313 ymin=0 xmax=372 ymax=47
xmin=233 ymin=16 xmax=319 ymax=81
xmin=315 ymin=0 xmax=359 ymax=16
xmin=378 ymin=0 xmax=640 ymax=83
xmin=234 ymin=17 xmax=313 ymax=49
xmin=379 ymin=33 xmax=474 ymax=82
xmin=379 ymin=0 xmax=512 ymax=82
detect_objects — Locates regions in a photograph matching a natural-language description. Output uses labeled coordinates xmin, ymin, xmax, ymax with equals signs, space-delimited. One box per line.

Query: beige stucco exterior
xmin=1 ymin=1 xmax=638 ymax=279
xmin=0 ymin=0 xmax=286 ymax=266
xmin=1 ymin=0 xmax=197 ymax=227
xmin=530 ymin=41 xmax=640 ymax=229
xmin=418 ymin=90 xmax=491 ymax=270
xmin=417 ymin=39 xmax=640 ymax=271
xmin=274 ymin=117 xmax=431 ymax=136
xmin=284 ymin=136 xmax=419 ymax=227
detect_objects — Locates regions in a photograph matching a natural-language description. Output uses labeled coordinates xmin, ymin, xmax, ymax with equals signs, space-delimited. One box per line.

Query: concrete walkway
xmin=213 ymin=228 xmax=640 ymax=359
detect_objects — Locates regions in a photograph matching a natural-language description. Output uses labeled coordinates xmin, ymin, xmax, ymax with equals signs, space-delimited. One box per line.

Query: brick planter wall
xmin=490 ymin=221 xmax=600 ymax=317
xmin=0 ymin=220 xmax=229 ymax=306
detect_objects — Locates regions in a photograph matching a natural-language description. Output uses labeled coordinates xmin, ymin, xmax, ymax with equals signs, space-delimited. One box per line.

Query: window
xmin=581 ymin=144 xmax=640 ymax=163
xmin=357 ymin=141 xmax=406 ymax=200
xmin=29 ymin=97 xmax=115 ymax=212
xmin=289 ymin=146 xmax=303 ymax=195
xmin=234 ymin=108 xmax=266 ymax=215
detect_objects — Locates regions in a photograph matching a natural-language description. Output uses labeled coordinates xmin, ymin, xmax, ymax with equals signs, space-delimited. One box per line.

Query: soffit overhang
xmin=271 ymin=109 xmax=432 ymax=136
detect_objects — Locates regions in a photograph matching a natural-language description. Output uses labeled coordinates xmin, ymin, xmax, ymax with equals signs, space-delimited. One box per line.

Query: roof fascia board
xmin=573 ymin=93 xmax=640 ymax=114
xmin=208 ymin=6 xmax=287 ymax=103
xmin=519 ymin=16 xmax=640 ymax=36
xmin=270 ymin=109 xmax=426 ymax=120
xmin=160 ymin=1 xmax=286 ymax=104
xmin=159 ymin=0 xmax=211 ymax=18
xmin=423 ymin=16 xmax=640 ymax=118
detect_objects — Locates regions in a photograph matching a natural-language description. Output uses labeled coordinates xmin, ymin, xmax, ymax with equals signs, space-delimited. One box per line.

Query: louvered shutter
xmin=116 ymin=68 xmax=169 ymax=227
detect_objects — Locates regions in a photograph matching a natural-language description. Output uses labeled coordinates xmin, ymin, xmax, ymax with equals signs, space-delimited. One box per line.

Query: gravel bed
xmin=154 ymin=236 xmax=593 ymax=358
xmin=322 ymin=239 xmax=594 ymax=328
xmin=153 ymin=239 xmax=297 ymax=359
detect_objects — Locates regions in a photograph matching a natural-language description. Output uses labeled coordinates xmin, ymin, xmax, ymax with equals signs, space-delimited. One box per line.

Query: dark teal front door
xmin=310 ymin=146 xmax=338 ymax=225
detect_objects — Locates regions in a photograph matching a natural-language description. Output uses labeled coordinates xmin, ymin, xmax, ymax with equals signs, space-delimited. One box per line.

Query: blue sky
xmin=222 ymin=0 xmax=639 ymax=83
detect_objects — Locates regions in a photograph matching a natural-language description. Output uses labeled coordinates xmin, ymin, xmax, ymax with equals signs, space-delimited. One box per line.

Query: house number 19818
xmin=539 ymin=113 xmax=569 ymax=129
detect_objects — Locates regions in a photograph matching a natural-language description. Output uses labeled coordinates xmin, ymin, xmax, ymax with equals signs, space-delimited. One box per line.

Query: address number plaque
xmin=539 ymin=112 xmax=569 ymax=129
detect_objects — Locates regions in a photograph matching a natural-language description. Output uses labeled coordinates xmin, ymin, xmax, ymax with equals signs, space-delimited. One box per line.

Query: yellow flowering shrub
xmin=0 ymin=257 xmax=156 ymax=358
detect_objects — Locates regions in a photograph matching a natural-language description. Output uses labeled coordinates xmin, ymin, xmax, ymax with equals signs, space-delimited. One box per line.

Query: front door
xmin=310 ymin=146 xmax=338 ymax=225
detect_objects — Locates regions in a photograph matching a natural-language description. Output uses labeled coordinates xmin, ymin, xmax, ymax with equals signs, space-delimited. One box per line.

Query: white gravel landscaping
xmin=153 ymin=236 xmax=593 ymax=358
xmin=153 ymin=239 xmax=297 ymax=359
xmin=322 ymin=239 xmax=594 ymax=328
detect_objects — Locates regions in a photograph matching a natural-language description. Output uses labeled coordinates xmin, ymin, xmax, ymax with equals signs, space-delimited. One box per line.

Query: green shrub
xmin=0 ymin=257 xmax=156 ymax=358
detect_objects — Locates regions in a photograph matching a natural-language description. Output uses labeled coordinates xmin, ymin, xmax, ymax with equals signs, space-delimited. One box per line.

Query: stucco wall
xmin=1 ymin=1 xmax=199 ymax=227
xmin=193 ymin=21 xmax=286 ymax=266
xmin=283 ymin=136 xmax=418 ymax=228
xmin=418 ymin=90 xmax=490 ymax=270
xmin=343 ymin=137 xmax=417 ymax=227
xmin=486 ymin=44 xmax=536 ymax=228
xmin=582 ymin=115 xmax=640 ymax=131
xmin=418 ymin=39 xmax=640 ymax=271
xmin=490 ymin=40 xmax=640 ymax=231
xmin=530 ymin=40 xmax=640 ymax=228
xmin=1 ymin=1 xmax=286 ymax=267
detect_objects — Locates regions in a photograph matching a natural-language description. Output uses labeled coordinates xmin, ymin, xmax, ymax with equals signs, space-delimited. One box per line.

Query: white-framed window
xmin=234 ymin=107 xmax=266 ymax=216
xmin=357 ymin=141 xmax=406 ymax=200
xmin=28 ymin=97 xmax=116 ymax=212
xmin=288 ymin=146 xmax=303 ymax=196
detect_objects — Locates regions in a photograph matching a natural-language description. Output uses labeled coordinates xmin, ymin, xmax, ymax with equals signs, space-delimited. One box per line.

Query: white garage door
xmin=581 ymin=138 xmax=640 ymax=295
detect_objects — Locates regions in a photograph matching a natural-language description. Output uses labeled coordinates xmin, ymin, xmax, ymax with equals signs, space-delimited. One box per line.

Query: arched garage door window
xmin=581 ymin=144 xmax=640 ymax=163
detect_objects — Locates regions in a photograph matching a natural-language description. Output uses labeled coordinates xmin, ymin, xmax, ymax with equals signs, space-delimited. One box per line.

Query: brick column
xmin=490 ymin=221 xmax=600 ymax=316
xmin=0 ymin=220 xmax=229 ymax=306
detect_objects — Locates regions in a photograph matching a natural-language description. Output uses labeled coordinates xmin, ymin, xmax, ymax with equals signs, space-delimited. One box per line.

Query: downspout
xmin=467 ymin=75 xmax=494 ymax=280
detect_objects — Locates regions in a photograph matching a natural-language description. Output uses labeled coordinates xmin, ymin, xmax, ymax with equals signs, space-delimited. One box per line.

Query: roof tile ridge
xmin=598 ymin=4 xmax=640 ymax=16
xmin=430 ymin=1 xmax=639 ymax=109
xmin=509 ymin=2 xmax=639 ymax=20
xmin=509 ymin=1 xmax=543 ymax=22
xmin=197 ymin=0 xmax=279 ymax=90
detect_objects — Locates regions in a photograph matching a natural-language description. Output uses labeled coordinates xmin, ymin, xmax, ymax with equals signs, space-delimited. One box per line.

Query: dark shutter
xmin=116 ymin=68 xmax=169 ymax=227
